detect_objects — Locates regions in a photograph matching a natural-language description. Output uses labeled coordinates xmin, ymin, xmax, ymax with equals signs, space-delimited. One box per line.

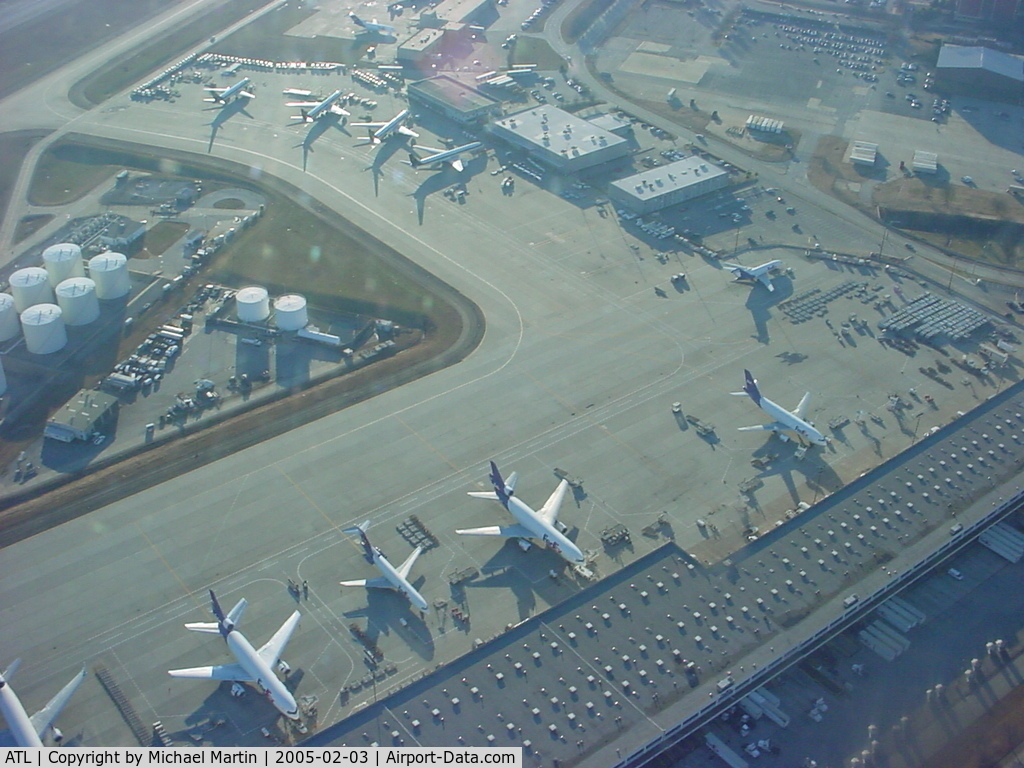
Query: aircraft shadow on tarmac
xmin=177 ymin=681 xmax=296 ymax=746
xmin=364 ymin=137 xmax=412 ymax=197
xmin=296 ymin=117 xmax=350 ymax=172
xmin=410 ymin=154 xmax=488 ymax=225
xmin=747 ymin=442 xmax=842 ymax=508
xmin=205 ymin=98 xmax=254 ymax=153
xmin=743 ymin=276 xmax=792 ymax=345
xmin=343 ymin=588 xmax=436 ymax=661
xmin=461 ymin=540 xmax=582 ymax=623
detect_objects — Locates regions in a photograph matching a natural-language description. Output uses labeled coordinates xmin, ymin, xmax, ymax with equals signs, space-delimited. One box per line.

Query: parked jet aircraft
xmin=349 ymin=12 xmax=397 ymax=36
xmin=169 ymin=590 xmax=301 ymax=721
xmin=0 ymin=661 xmax=85 ymax=747
xmin=352 ymin=109 xmax=419 ymax=144
xmin=340 ymin=521 xmax=429 ymax=612
xmin=406 ymin=142 xmax=483 ymax=172
xmin=722 ymin=260 xmax=783 ymax=291
xmin=204 ymin=78 xmax=255 ymax=103
xmin=731 ymin=369 xmax=828 ymax=446
xmin=287 ymin=90 xmax=349 ymax=123
xmin=457 ymin=461 xmax=585 ymax=565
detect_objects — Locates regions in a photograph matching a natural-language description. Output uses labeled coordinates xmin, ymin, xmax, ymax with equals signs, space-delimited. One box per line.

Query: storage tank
xmin=21 ymin=303 xmax=66 ymax=354
xmin=236 ymin=286 xmax=270 ymax=322
xmin=10 ymin=267 xmax=54 ymax=312
xmin=0 ymin=294 xmax=19 ymax=342
xmin=274 ymin=294 xmax=308 ymax=331
xmin=87 ymin=252 xmax=131 ymax=300
xmin=42 ymin=242 xmax=85 ymax=286
xmin=55 ymin=277 xmax=100 ymax=326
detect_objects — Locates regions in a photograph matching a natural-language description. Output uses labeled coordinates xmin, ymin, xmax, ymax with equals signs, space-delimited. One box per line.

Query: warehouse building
xmin=490 ymin=107 xmax=630 ymax=173
xmin=935 ymin=44 xmax=1024 ymax=103
xmin=407 ymin=75 xmax=500 ymax=125
xmin=44 ymin=389 xmax=118 ymax=442
xmin=608 ymin=156 xmax=729 ymax=214
xmin=418 ymin=0 xmax=494 ymax=25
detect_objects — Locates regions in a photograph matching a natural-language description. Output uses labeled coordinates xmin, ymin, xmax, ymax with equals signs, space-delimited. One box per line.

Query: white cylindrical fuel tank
xmin=274 ymin=294 xmax=308 ymax=331
xmin=0 ymin=294 xmax=19 ymax=342
xmin=87 ymin=252 xmax=131 ymax=300
xmin=42 ymin=242 xmax=85 ymax=286
xmin=236 ymin=286 xmax=270 ymax=322
xmin=21 ymin=303 xmax=66 ymax=354
xmin=10 ymin=267 xmax=54 ymax=312
xmin=55 ymin=277 xmax=100 ymax=326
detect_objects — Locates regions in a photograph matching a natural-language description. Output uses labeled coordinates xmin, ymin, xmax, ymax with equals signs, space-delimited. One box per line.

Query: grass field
xmin=28 ymin=143 xmax=120 ymax=206
xmin=209 ymin=195 xmax=441 ymax=328
xmin=13 ymin=214 xmax=54 ymax=244
xmin=0 ymin=130 xmax=51 ymax=223
xmin=0 ymin=0 xmax=173 ymax=102
xmin=144 ymin=221 xmax=190 ymax=256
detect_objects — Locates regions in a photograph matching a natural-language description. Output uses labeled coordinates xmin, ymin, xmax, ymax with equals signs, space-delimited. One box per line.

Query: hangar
xmin=608 ymin=156 xmax=729 ymax=214
xmin=490 ymin=106 xmax=630 ymax=173
xmin=935 ymin=44 xmax=1024 ymax=103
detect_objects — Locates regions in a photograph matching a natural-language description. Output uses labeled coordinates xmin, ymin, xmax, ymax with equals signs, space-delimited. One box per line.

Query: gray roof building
xmin=490 ymin=107 xmax=630 ymax=173
xmin=44 ymin=389 xmax=119 ymax=442
xmin=936 ymin=44 xmax=1024 ymax=102
xmin=609 ymin=156 xmax=729 ymax=214
xmin=407 ymin=75 xmax=500 ymax=124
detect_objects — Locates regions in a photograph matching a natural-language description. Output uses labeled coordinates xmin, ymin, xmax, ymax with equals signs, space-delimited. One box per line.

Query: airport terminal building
xmin=608 ymin=156 xmax=729 ymax=214
xmin=490 ymin=106 xmax=630 ymax=173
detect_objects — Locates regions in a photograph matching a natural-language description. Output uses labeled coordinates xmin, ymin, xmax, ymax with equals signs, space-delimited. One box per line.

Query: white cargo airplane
xmin=0 ymin=661 xmax=86 ymax=747
xmin=204 ymin=78 xmax=255 ymax=103
xmin=406 ymin=142 xmax=483 ymax=172
xmin=349 ymin=12 xmax=397 ymax=36
xmin=287 ymin=89 xmax=350 ymax=123
xmin=340 ymin=521 xmax=429 ymax=612
xmin=457 ymin=461 xmax=585 ymax=565
xmin=732 ymin=369 xmax=828 ymax=446
xmin=352 ymin=109 xmax=419 ymax=144
xmin=169 ymin=590 xmax=301 ymax=721
xmin=722 ymin=259 xmax=783 ymax=292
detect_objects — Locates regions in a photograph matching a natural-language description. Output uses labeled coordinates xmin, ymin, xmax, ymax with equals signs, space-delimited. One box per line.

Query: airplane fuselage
xmin=305 ymin=90 xmax=343 ymax=121
xmin=758 ymin=395 xmax=827 ymax=446
xmin=413 ymin=142 xmax=483 ymax=168
xmin=209 ymin=78 xmax=251 ymax=103
xmin=507 ymin=495 xmax=585 ymax=565
xmin=0 ymin=680 xmax=42 ymax=747
xmin=376 ymin=110 xmax=408 ymax=139
xmin=372 ymin=548 xmax=429 ymax=612
xmin=226 ymin=631 xmax=299 ymax=720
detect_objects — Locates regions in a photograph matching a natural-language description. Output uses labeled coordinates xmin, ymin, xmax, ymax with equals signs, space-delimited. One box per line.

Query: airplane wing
xmin=397 ymin=127 xmax=419 ymax=138
xmin=538 ymin=480 xmax=570 ymax=525
xmin=757 ymin=273 xmax=775 ymax=291
xmin=28 ymin=667 xmax=86 ymax=740
xmin=285 ymin=100 xmax=321 ymax=107
xmin=456 ymin=524 xmax=534 ymax=538
xmin=340 ymin=576 xmax=392 ymax=589
xmin=349 ymin=121 xmax=386 ymax=129
xmin=738 ymin=423 xmax=786 ymax=433
xmin=450 ymin=158 xmax=466 ymax=172
xmin=396 ymin=547 xmax=423 ymax=580
xmin=793 ymin=393 xmax=811 ymax=419
xmin=169 ymin=663 xmax=253 ymax=682
xmin=257 ymin=611 xmax=301 ymax=667
xmin=329 ymin=105 xmax=350 ymax=117
xmin=238 ymin=91 xmax=256 ymax=100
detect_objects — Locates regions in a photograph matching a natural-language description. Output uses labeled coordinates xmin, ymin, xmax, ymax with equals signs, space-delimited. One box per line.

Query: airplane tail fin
xmin=206 ymin=589 xmax=246 ymax=636
xmin=742 ymin=370 xmax=761 ymax=405
xmin=0 ymin=658 xmax=22 ymax=683
xmin=343 ymin=520 xmax=375 ymax=562
xmin=488 ymin=461 xmax=516 ymax=505
xmin=301 ymin=108 xmax=309 ymax=122
xmin=407 ymin=152 xmax=422 ymax=168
